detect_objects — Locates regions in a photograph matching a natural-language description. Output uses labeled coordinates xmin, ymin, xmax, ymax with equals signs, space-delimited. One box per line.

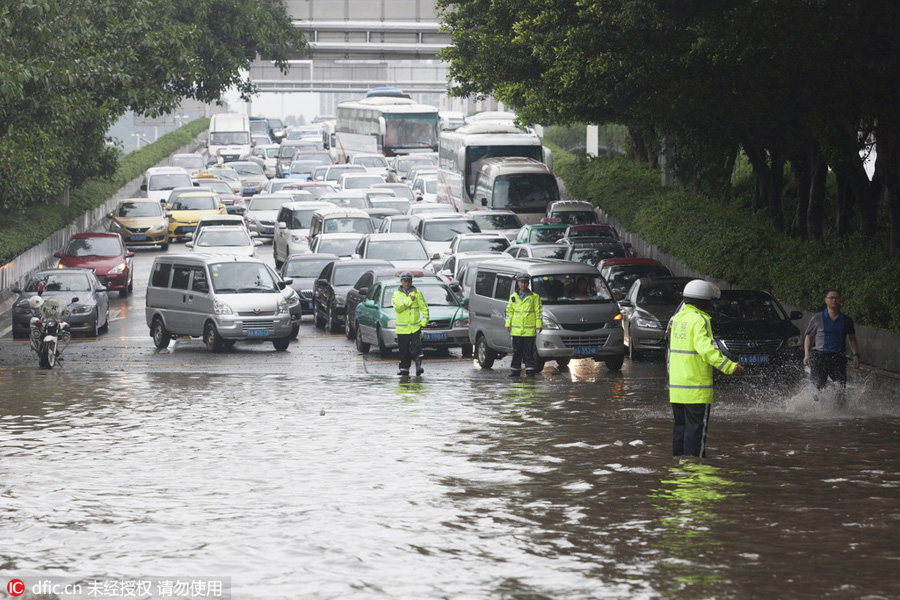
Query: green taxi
xmin=354 ymin=277 xmax=471 ymax=358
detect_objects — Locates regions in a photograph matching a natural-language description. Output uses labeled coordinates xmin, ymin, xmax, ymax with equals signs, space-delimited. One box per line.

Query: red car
xmin=55 ymin=233 xmax=134 ymax=297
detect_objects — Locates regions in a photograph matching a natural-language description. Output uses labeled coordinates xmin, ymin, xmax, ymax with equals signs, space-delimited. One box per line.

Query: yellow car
xmin=107 ymin=198 xmax=170 ymax=250
xmin=166 ymin=191 xmax=227 ymax=240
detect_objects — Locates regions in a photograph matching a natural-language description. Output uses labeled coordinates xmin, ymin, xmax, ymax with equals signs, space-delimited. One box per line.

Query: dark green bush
xmin=0 ymin=119 xmax=208 ymax=263
xmin=549 ymin=143 xmax=900 ymax=332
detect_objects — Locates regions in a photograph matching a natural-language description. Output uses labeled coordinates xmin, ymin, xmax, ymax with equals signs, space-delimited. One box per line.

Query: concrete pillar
xmin=586 ymin=125 xmax=599 ymax=157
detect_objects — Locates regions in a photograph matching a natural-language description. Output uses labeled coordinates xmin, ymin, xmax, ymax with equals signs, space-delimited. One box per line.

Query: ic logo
xmin=7 ymin=579 xmax=25 ymax=597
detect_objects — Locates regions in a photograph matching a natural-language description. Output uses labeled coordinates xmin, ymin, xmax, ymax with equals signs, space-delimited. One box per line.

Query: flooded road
xmin=1 ymin=247 xmax=899 ymax=599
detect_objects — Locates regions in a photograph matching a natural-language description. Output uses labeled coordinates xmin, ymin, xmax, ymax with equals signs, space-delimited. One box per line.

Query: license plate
xmin=573 ymin=346 xmax=599 ymax=356
xmin=264 ymin=227 xmax=274 ymax=234
xmin=739 ymin=354 xmax=769 ymax=365
xmin=129 ymin=234 xmax=146 ymax=241
xmin=246 ymin=328 xmax=270 ymax=337
xmin=183 ymin=226 xmax=196 ymax=233
xmin=422 ymin=332 xmax=447 ymax=342
xmin=243 ymin=188 xmax=255 ymax=194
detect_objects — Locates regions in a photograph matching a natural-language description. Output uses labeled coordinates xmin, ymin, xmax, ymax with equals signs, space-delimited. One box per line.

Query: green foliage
xmin=550 ymin=144 xmax=900 ymax=332
xmin=0 ymin=119 xmax=208 ymax=264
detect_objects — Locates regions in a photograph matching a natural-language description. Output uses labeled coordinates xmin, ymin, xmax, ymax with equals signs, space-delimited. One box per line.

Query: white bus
xmin=329 ymin=95 xmax=440 ymax=163
xmin=436 ymin=123 xmax=550 ymax=214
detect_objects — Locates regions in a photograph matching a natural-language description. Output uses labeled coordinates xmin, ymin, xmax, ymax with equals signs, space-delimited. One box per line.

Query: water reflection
xmin=649 ymin=462 xmax=747 ymax=596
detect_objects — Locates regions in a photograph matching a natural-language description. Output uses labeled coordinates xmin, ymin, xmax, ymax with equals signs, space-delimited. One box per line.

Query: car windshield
xmin=527 ymin=227 xmax=565 ymax=243
xmin=171 ymin=156 xmax=204 ymax=170
xmin=457 ymin=237 xmax=509 ymax=253
xmin=209 ymin=131 xmax=250 ymax=145
xmin=371 ymin=199 xmax=410 ymax=213
xmin=196 ymin=229 xmax=251 ymax=247
xmin=287 ymin=209 xmax=319 ymax=229
xmin=568 ymin=245 xmax=627 ymax=266
xmin=531 ymin=246 xmax=569 ymax=259
xmin=116 ymin=202 xmax=161 ymax=218
xmin=473 ymin=213 xmax=520 ymax=230
xmin=355 ymin=156 xmax=388 ymax=168
xmin=383 ymin=284 xmax=459 ymax=308
xmin=290 ymin=162 xmax=320 ymax=175
xmin=325 ymin=166 xmax=366 ymax=181
xmin=325 ymin=196 xmax=368 ymax=209
xmin=209 ymin=262 xmax=279 ymax=293
xmin=410 ymin=205 xmax=455 ymax=216
xmin=284 ymin=259 xmax=333 ymax=279
xmin=568 ymin=227 xmax=615 ymax=238
xmin=492 ymin=173 xmax=559 ymax=211
xmin=323 ymin=218 xmax=374 ymax=235
xmin=230 ymin=163 xmax=264 ymax=176
xmin=342 ymin=176 xmax=384 ymax=189
xmin=384 ymin=218 xmax=409 ymax=233
xmin=171 ymin=196 xmax=218 ymax=211
xmin=397 ymin=158 xmax=432 ymax=174
xmin=264 ymin=147 xmax=280 ymax=158
xmin=65 ymin=237 xmax=121 ymax=257
xmin=317 ymin=238 xmax=359 ymax=257
xmin=334 ymin=265 xmax=381 ymax=287
xmin=606 ymin=266 xmax=672 ymax=295
xmin=422 ymin=221 xmax=479 ymax=242
xmin=378 ymin=186 xmax=415 ymax=201
xmin=550 ymin=210 xmax=598 ymax=225
xmin=637 ymin=283 xmax=685 ymax=306
xmin=211 ymin=168 xmax=240 ymax=182
xmin=149 ymin=173 xmax=191 ymax=191
xmin=367 ymin=240 xmax=427 ymax=261
xmin=196 ymin=180 xmax=233 ymax=195
xmin=25 ymin=273 xmax=91 ymax=292
xmin=710 ymin=292 xmax=787 ymax=322
xmin=249 ymin=197 xmax=289 ymax=211
xmin=531 ymin=274 xmax=613 ymax=304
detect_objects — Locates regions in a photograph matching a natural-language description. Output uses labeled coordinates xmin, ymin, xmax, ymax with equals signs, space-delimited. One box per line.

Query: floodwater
xmin=1 ymin=367 xmax=899 ymax=600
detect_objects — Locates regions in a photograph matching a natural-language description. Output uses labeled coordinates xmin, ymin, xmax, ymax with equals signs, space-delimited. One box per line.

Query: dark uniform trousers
xmin=672 ymin=403 xmax=711 ymax=458
xmin=510 ymin=335 xmax=536 ymax=374
xmin=398 ymin=330 xmax=423 ymax=372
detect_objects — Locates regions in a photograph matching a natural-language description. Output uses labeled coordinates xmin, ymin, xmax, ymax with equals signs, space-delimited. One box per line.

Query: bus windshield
xmin=383 ymin=114 xmax=439 ymax=151
xmin=492 ymin=173 xmax=559 ymax=212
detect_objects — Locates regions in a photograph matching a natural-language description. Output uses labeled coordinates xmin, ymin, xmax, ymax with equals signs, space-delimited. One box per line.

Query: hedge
xmin=0 ymin=118 xmax=209 ymax=264
xmin=549 ymin=145 xmax=900 ymax=332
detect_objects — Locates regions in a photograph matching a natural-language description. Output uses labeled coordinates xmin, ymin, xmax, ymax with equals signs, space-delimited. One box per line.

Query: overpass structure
xmin=250 ymin=0 xmax=452 ymax=95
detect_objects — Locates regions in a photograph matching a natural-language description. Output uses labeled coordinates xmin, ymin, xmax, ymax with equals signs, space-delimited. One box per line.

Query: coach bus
xmin=329 ymin=94 xmax=440 ymax=162
xmin=436 ymin=123 xmax=551 ymax=215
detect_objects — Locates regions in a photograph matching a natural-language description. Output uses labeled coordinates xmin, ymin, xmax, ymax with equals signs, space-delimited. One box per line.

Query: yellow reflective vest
xmin=392 ymin=287 xmax=429 ymax=334
xmin=668 ymin=303 xmax=737 ymax=404
xmin=505 ymin=290 xmax=542 ymax=337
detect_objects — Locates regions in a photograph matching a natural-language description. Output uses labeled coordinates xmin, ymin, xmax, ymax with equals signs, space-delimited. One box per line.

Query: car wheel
xmin=627 ymin=326 xmax=642 ymax=360
xmin=88 ymin=310 xmax=99 ymax=338
xmin=345 ymin=312 xmax=355 ymax=339
xmin=204 ymin=322 xmax=224 ymax=353
xmin=376 ymin=326 xmax=391 ymax=358
xmin=475 ymin=335 xmax=495 ymax=369
xmin=327 ymin=305 xmax=342 ymax=334
xmin=272 ymin=337 xmax=291 ymax=351
xmin=314 ymin=303 xmax=326 ymax=329
xmin=274 ymin=246 xmax=283 ymax=269
xmin=12 ymin=328 xmax=28 ymax=340
xmin=461 ymin=344 xmax=473 ymax=358
xmin=532 ymin=347 xmax=546 ymax=373
xmin=605 ymin=353 xmax=625 ymax=371
xmin=355 ymin=326 xmax=371 ymax=353
xmin=99 ymin=305 xmax=110 ymax=333
xmin=160 ymin=240 xmax=170 ymax=251
xmin=290 ymin=324 xmax=300 ymax=339
xmin=151 ymin=318 xmax=170 ymax=350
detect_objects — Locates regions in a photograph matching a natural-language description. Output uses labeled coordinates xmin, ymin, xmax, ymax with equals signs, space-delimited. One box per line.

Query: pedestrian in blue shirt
xmin=803 ymin=289 xmax=859 ymax=402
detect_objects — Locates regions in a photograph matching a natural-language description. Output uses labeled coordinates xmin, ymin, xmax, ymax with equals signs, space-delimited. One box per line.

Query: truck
xmin=208 ymin=113 xmax=251 ymax=165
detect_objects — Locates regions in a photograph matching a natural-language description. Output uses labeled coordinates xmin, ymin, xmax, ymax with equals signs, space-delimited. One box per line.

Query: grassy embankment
xmin=0 ymin=119 xmax=209 ymax=265
xmin=547 ymin=142 xmax=900 ymax=332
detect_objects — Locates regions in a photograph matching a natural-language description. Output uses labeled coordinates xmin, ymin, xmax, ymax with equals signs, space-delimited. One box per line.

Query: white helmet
xmin=683 ymin=279 xmax=721 ymax=300
xmin=28 ymin=295 xmax=44 ymax=310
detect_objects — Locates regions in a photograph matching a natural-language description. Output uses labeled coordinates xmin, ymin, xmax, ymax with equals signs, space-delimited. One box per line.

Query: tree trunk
xmin=843 ymin=162 xmax=880 ymax=237
xmin=741 ymin=135 xmax=785 ymax=229
xmin=807 ymin=147 xmax=827 ymax=240
xmin=791 ymin=151 xmax=810 ymax=239
xmin=877 ymin=120 xmax=900 ymax=258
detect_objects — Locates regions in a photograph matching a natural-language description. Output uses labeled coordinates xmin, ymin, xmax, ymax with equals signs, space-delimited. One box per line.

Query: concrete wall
xmin=596 ymin=206 xmax=900 ymax=376
xmin=0 ymin=136 xmax=205 ymax=319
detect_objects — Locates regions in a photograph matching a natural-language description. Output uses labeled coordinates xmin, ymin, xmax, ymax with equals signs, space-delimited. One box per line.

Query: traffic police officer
xmin=668 ymin=279 xmax=743 ymax=457
xmin=392 ymin=271 xmax=429 ymax=376
xmin=505 ymin=274 xmax=543 ymax=377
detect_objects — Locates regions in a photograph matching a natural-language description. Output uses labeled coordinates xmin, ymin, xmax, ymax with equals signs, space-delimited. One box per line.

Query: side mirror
xmin=480 ymin=198 xmax=487 ymax=207
xmin=789 ymin=310 xmax=803 ymax=320
xmin=460 ymin=297 xmax=469 ymax=307
xmin=282 ymin=278 xmax=293 ymax=286
xmin=140 ymin=183 xmax=147 ymax=192
xmin=11 ymin=286 xmax=21 ymax=294
xmin=364 ymin=299 xmax=376 ymax=308
xmin=185 ymin=242 xmax=194 ymax=249
xmin=254 ymin=240 xmax=263 ymax=246
xmin=249 ymin=231 xmax=259 ymax=238
xmin=126 ymin=251 xmax=135 ymax=258
xmin=277 ymin=280 xmax=287 ymax=290
xmin=431 ymin=252 xmax=441 ymax=260
xmin=106 ymin=212 xmax=114 ymax=219
xmin=185 ymin=232 xmax=194 ymax=240
xmin=54 ymin=251 xmax=63 ymax=258
xmin=357 ymin=287 xmax=369 ymax=297
xmin=618 ymin=299 xmax=632 ymax=307
xmin=277 ymin=221 xmax=287 ymax=228
xmin=70 ymin=297 xmax=80 ymax=304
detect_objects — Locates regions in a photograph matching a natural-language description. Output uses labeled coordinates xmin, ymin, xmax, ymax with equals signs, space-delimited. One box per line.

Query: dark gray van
xmin=145 ymin=254 xmax=293 ymax=352
xmin=468 ymin=258 xmax=625 ymax=371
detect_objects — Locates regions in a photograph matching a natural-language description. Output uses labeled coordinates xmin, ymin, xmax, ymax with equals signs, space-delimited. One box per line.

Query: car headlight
xmin=541 ymin=316 xmax=560 ymax=330
xmin=787 ymin=335 xmax=801 ymax=348
xmin=333 ymin=296 xmax=346 ymax=307
xmin=214 ymin=299 xmax=233 ymax=315
xmin=69 ymin=304 xmax=92 ymax=315
xmin=150 ymin=220 xmax=167 ymax=232
xmin=277 ymin=298 xmax=288 ymax=314
xmin=453 ymin=317 xmax=469 ymax=327
xmin=108 ymin=221 xmax=123 ymax=232
xmin=386 ymin=319 xmax=397 ymax=328
xmin=108 ymin=262 xmax=128 ymax=274
xmin=285 ymin=291 xmax=300 ymax=307
xmin=635 ymin=317 xmax=664 ymax=329
xmin=291 ymin=234 xmax=305 ymax=243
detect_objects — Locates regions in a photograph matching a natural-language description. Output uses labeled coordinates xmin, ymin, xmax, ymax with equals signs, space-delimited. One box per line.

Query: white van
xmin=208 ymin=113 xmax=251 ymax=164
xmin=468 ymin=258 xmax=625 ymax=371
xmin=471 ymin=157 xmax=560 ymax=225
xmin=306 ymin=206 xmax=374 ymax=248
xmin=141 ymin=167 xmax=193 ymax=204
xmin=145 ymin=254 xmax=292 ymax=352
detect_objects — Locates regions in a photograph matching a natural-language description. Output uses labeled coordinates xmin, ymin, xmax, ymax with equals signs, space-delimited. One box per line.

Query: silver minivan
xmin=145 ymin=254 xmax=293 ymax=352
xmin=468 ymin=258 xmax=625 ymax=371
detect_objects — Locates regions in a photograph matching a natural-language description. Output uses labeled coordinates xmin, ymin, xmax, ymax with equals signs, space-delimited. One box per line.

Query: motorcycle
xmin=28 ymin=295 xmax=73 ymax=369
